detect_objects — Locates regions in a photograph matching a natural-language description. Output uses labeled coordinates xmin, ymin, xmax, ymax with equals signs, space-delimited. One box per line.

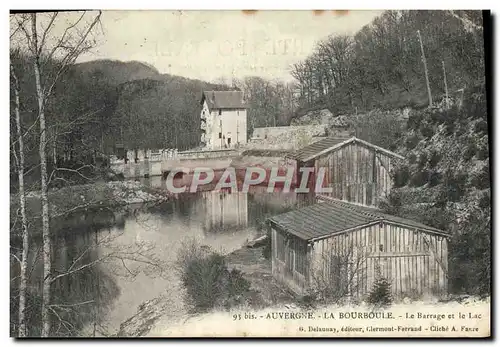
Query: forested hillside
xmin=381 ymin=86 xmax=490 ymax=296
xmin=287 ymin=10 xmax=490 ymax=296
xmin=70 ymin=60 xmax=229 ymax=151
xmin=9 ymin=58 xmax=228 ymax=190
xmin=291 ymin=10 xmax=485 ymax=116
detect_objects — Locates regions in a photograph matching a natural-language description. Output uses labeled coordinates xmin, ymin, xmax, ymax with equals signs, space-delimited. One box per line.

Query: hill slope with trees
xmin=290 ymin=10 xmax=485 ymax=116
xmin=289 ymin=10 xmax=490 ymax=296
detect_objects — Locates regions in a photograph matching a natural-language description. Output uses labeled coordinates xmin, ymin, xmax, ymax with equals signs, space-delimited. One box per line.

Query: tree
xmin=290 ymin=10 xmax=485 ymax=114
xmin=10 ymin=56 xmax=30 ymax=337
xmin=367 ymin=263 xmax=393 ymax=307
xmin=12 ymin=11 xmax=102 ymax=337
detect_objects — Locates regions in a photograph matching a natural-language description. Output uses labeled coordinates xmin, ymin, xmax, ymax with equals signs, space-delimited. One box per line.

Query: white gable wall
xmin=201 ymin=102 xmax=247 ymax=150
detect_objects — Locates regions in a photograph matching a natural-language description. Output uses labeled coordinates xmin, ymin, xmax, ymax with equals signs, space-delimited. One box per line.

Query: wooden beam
xmin=367 ymin=252 xmax=430 ymax=258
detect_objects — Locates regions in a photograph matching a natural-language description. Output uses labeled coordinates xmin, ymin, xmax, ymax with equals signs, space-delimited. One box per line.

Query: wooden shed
xmin=287 ymin=137 xmax=404 ymax=207
xmin=267 ymin=195 xmax=449 ymax=300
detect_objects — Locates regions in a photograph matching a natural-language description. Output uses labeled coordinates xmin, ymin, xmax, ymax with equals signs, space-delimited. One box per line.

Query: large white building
xmin=200 ymin=91 xmax=248 ymax=150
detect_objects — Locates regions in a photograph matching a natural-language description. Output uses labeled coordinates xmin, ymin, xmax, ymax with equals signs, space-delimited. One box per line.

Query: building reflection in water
xmin=202 ymin=190 xmax=248 ymax=234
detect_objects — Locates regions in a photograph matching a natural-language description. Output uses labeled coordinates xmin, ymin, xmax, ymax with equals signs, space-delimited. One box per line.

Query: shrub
xmin=455 ymin=124 xmax=466 ymax=137
xmin=418 ymin=152 xmax=428 ymax=169
xmin=367 ymin=267 xmax=392 ymax=307
xmin=420 ymin=125 xmax=434 ymax=139
xmin=428 ymin=150 xmax=442 ymax=168
xmin=176 ymin=239 xmax=251 ymax=312
xmin=393 ymin=166 xmax=410 ymax=188
xmin=380 ymin=191 xmax=402 ymax=216
xmin=470 ymin=165 xmax=490 ymax=190
xmin=444 ymin=171 xmax=468 ymax=202
xmin=182 ymin=253 xmax=226 ymax=310
xmin=428 ymin=171 xmax=443 ymax=187
xmin=407 ymin=113 xmax=423 ymax=131
xmin=476 ymin=146 xmax=489 ymax=160
xmin=448 ymin=209 xmax=491 ymax=296
xmin=463 ymin=143 xmax=477 ymax=161
xmin=444 ymin=121 xmax=456 ymax=136
xmin=478 ymin=192 xmax=490 ymax=210
xmin=408 ymin=153 xmax=417 ymax=165
xmin=405 ymin=134 xmax=420 ymax=151
xmin=474 ymin=120 xmax=488 ymax=136
xmin=409 ymin=170 xmax=429 ymax=187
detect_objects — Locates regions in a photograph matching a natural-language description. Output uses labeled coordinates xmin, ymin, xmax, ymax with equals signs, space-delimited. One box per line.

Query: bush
xmin=409 ymin=170 xmax=429 ymax=187
xmin=352 ymin=111 xmax=405 ymax=150
xmin=407 ymin=113 xmax=423 ymax=131
xmin=367 ymin=268 xmax=392 ymax=307
xmin=417 ymin=152 xmax=428 ymax=169
xmin=405 ymin=134 xmax=420 ymax=151
xmin=474 ymin=120 xmax=488 ymax=136
xmin=428 ymin=170 xmax=443 ymax=187
xmin=428 ymin=150 xmax=442 ymax=168
xmin=379 ymin=191 xmax=402 ymax=216
xmin=444 ymin=171 xmax=468 ymax=202
xmin=463 ymin=143 xmax=477 ymax=161
xmin=393 ymin=166 xmax=410 ymax=188
xmin=444 ymin=121 xmax=456 ymax=136
xmin=176 ymin=239 xmax=251 ymax=312
xmin=476 ymin=146 xmax=489 ymax=160
xmin=470 ymin=165 xmax=490 ymax=190
xmin=448 ymin=209 xmax=491 ymax=296
xmin=420 ymin=125 xmax=434 ymax=139
xmin=478 ymin=192 xmax=490 ymax=210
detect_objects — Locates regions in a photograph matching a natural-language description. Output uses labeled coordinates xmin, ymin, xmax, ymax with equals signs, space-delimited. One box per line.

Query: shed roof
xmin=267 ymin=197 xmax=448 ymax=241
xmin=287 ymin=136 xmax=404 ymax=162
xmin=201 ymin=91 xmax=247 ymax=109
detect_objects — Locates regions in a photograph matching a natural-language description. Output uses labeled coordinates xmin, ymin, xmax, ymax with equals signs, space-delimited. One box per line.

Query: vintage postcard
xmin=9 ymin=9 xmax=490 ymax=338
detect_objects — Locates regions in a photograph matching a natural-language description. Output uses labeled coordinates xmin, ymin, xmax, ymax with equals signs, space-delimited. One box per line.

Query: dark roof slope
xmin=287 ymin=137 xmax=350 ymax=161
xmin=202 ymin=91 xmax=247 ymax=109
xmin=267 ymin=197 xmax=447 ymax=241
xmin=287 ymin=136 xmax=404 ymax=162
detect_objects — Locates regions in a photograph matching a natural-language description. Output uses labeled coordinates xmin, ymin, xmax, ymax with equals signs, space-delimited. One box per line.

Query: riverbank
xmin=10 ymin=180 xmax=170 ymax=237
xmin=225 ymin=246 xmax=296 ymax=307
xmin=114 ymin=240 xmax=296 ymax=337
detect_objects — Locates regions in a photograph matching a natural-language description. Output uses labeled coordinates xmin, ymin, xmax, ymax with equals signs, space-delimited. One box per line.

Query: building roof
xmin=201 ymin=91 xmax=247 ymax=110
xmin=267 ymin=196 xmax=448 ymax=241
xmin=287 ymin=136 xmax=404 ymax=162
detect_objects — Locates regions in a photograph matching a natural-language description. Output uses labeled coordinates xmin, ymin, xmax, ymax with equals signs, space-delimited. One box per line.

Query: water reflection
xmin=15 ymin=186 xmax=296 ymax=336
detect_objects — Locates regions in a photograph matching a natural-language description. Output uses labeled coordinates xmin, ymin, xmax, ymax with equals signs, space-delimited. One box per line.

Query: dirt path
xmin=225 ymin=247 xmax=296 ymax=307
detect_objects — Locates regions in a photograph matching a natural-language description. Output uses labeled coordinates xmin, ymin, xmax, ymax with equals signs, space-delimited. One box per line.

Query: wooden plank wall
xmin=315 ymin=142 xmax=396 ymax=207
xmin=271 ymin=226 xmax=309 ymax=295
xmin=309 ymin=223 xmax=448 ymax=300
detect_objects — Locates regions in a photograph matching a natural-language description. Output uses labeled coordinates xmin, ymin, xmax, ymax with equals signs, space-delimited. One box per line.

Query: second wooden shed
xmin=286 ymin=137 xmax=404 ymax=207
xmin=267 ymin=195 xmax=449 ymax=300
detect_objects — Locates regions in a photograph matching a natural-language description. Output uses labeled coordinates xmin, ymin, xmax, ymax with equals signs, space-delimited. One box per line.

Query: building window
xmin=219 ymin=132 xmax=222 ymax=139
xmin=219 ymin=109 xmax=222 ymax=115
xmin=379 ymin=244 xmax=384 ymax=252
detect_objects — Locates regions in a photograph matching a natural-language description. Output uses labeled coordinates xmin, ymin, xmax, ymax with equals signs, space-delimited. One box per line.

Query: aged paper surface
xmin=9 ymin=10 xmax=490 ymax=338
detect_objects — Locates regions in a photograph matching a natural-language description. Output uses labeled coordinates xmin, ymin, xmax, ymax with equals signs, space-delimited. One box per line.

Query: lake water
xmin=18 ymin=181 xmax=297 ymax=336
